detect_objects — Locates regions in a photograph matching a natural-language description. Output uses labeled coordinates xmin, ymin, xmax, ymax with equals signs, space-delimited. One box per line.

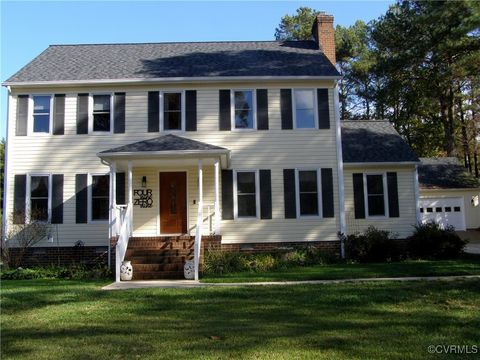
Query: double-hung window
xmin=91 ymin=175 xmax=109 ymax=221
xmin=30 ymin=175 xmax=50 ymax=221
xmin=233 ymin=90 xmax=255 ymax=129
xmin=293 ymin=89 xmax=316 ymax=129
xmin=234 ymin=170 xmax=259 ymax=218
xmin=296 ymin=170 xmax=321 ymax=217
xmin=32 ymin=95 xmax=51 ymax=133
xmin=92 ymin=94 xmax=112 ymax=132
xmin=162 ymin=92 xmax=183 ymax=131
xmin=365 ymin=174 xmax=387 ymax=217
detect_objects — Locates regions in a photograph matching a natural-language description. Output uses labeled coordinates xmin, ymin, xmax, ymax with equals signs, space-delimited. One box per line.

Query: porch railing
xmin=115 ymin=203 xmax=133 ymax=282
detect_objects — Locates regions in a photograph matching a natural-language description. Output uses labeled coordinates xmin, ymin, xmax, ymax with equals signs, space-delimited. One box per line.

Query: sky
xmin=0 ymin=0 xmax=393 ymax=139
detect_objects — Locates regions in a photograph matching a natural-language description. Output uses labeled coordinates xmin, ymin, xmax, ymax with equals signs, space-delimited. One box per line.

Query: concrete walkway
xmin=457 ymin=230 xmax=480 ymax=254
xmin=102 ymin=274 xmax=480 ymax=290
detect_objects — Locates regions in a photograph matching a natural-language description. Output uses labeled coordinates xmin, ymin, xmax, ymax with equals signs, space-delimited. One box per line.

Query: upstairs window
xmin=233 ymin=90 xmax=254 ymax=129
xmin=92 ymin=95 xmax=111 ymax=132
xmin=163 ymin=92 xmax=183 ymax=131
xmin=32 ymin=96 xmax=51 ymax=133
xmin=30 ymin=175 xmax=49 ymax=221
xmin=235 ymin=170 xmax=259 ymax=218
xmin=366 ymin=174 xmax=386 ymax=217
xmin=294 ymin=89 xmax=316 ymax=129
xmin=91 ymin=175 xmax=109 ymax=221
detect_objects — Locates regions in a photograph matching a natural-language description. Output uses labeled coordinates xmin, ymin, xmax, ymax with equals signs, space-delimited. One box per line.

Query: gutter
xmin=343 ymin=161 xmax=420 ymax=167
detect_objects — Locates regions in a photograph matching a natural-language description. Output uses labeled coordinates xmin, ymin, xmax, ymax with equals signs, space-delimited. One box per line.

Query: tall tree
xmin=274 ymin=7 xmax=317 ymax=40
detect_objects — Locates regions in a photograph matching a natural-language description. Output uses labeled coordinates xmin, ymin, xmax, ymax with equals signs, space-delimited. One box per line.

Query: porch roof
xmin=98 ymin=134 xmax=230 ymax=167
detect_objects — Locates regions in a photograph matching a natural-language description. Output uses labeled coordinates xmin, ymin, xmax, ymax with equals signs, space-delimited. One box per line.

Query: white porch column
xmin=194 ymin=159 xmax=203 ymax=281
xmin=214 ymin=158 xmax=221 ymax=235
xmin=108 ymin=161 xmax=116 ymax=268
xmin=128 ymin=160 xmax=133 ymax=228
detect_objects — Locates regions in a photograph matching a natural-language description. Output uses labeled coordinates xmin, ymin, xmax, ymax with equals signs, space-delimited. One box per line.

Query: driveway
xmin=456 ymin=230 xmax=480 ymax=254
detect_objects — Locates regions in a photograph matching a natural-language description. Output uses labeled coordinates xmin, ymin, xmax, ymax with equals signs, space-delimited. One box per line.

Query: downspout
xmin=2 ymin=87 xmax=11 ymax=243
xmin=414 ymin=164 xmax=420 ymax=225
xmin=334 ymin=82 xmax=346 ymax=259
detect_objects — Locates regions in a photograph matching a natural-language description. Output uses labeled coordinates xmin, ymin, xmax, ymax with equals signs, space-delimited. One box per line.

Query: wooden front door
xmin=159 ymin=172 xmax=187 ymax=234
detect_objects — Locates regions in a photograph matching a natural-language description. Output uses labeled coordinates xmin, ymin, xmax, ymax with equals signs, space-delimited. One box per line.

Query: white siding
xmin=5 ymin=81 xmax=340 ymax=246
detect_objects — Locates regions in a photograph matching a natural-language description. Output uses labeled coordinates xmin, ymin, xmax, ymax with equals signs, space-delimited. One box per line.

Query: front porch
xmin=98 ymin=134 xmax=230 ymax=281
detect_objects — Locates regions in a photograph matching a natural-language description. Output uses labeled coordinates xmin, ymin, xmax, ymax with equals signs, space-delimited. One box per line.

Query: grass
xmin=1 ymin=278 xmax=479 ymax=359
xmin=202 ymin=257 xmax=480 ymax=283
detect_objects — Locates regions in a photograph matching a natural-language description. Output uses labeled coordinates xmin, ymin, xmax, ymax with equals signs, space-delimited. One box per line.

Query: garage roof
xmin=418 ymin=157 xmax=480 ymax=189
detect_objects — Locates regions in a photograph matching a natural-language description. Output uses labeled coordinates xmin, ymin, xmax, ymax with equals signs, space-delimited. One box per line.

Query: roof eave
xmin=343 ymin=161 xmax=420 ymax=167
xmin=2 ymin=75 xmax=341 ymax=88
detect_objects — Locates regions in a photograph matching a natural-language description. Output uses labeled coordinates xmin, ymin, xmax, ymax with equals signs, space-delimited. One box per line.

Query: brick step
xmin=127 ymin=255 xmax=193 ymax=264
xmin=127 ymin=241 xmax=194 ymax=249
xmin=132 ymin=271 xmax=186 ymax=280
xmin=126 ymin=249 xmax=193 ymax=257
xmin=133 ymin=263 xmax=186 ymax=272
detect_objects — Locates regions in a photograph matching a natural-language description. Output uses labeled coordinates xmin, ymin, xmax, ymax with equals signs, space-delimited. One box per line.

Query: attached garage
xmin=418 ymin=158 xmax=480 ymax=231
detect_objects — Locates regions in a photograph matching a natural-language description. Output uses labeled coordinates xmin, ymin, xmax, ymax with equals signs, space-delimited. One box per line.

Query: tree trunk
xmin=458 ymin=90 xmax=471 ymax=171
xmin=474 ymin=151 xmax=479 ymax=178
xmin=440 ymin=90 xmax=455 ymax=156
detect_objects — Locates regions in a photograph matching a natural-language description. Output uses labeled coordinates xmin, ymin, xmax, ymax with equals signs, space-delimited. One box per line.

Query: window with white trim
xmin=91 ymin=175 xmax=109 ymax=221
xmin=293 ymin=89 xmax=316 ymax=129
xmin=235 ymin=170 xmax=259 ymax=218
xmin=30 ymin=175 xmax=50 ymax=221
xmin=233 ymin=90 xmax=255 ymax=129
xmin=365 ymin=174 xmax=386 ymax=217
xmin=296 ymin=170 xmax=321 ymax=216
xmin=32 ymin=95 xmax=51 ymax=133
xmin=92 ymin=94 xmax=112 ymax=132
xmin=162 ymin=92 xmax=184 ymax=131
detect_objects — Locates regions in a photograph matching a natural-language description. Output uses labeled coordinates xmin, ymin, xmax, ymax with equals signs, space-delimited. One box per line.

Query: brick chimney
xmin=312 ymin=12 xmax=336 ymax=66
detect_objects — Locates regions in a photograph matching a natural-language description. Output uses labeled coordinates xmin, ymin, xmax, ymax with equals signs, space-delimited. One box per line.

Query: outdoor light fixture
xmin=142 ymin=176 xmax=147 ymax=188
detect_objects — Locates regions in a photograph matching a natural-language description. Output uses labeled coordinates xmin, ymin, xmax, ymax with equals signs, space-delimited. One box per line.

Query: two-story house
xmin=2 ymin=13 xmax=420 ymax=280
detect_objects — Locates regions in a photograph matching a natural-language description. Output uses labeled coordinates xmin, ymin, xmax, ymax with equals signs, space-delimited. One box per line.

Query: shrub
xmin=407 ymin=222 xmax=467 ymax=260
xmin=0 ymin=264 xmax=112 ymax=280
xmin=345 ymin=226 xmax=400 ymax=262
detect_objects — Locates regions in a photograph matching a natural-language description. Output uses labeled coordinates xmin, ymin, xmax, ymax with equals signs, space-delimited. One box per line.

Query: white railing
xmin=115 ymin=203 xmax=133 ymax=282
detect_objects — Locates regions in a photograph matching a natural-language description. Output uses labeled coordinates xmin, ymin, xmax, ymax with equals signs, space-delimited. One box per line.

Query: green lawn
xmin=1 ymin=279 xmax=479 ymax=359
xmin=202 ymin=258 xmax=480 ymax=283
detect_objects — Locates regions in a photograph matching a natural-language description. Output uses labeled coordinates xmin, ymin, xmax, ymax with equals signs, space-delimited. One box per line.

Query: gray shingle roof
xmin=5 ymin=41 xmax=339 ymax=83
xmin=341 ymin=120 xmax=419 ymax=163
xmin=418 ymin=157 xmax=480 ymax=189
xmin=99 ymin=134 xmax=227 ymax=154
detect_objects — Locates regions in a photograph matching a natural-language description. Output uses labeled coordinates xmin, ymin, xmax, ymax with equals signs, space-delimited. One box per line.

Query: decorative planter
xmin=184 ymin=260 xmax=195 ymax=280
xmin=120 ymin=261 xmax=133 ymax=281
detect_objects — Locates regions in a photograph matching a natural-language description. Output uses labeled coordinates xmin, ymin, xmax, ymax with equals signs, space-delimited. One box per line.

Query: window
xmin=163 ymin=92 xmax=183 ymax=130
xmin=420 ymin=208 xmax=424 ymax=213
xmin=435 ymin=207 xmax=442 ymax=212
xmin=296 ymin=170 xmax=321 ymax=216
xmin=365 ymin=174 xmax=386 ymax=217
xmin=32 ymin=95 xmax=51 ymax=133
xmin=92 ymin=94 xmax=111 ymax=132
xmin=445 ymin=207 xmax=452 ymax=212
xmin=233 ymin=90 xmax=254 ymax=129
xmin=91 ymin=175 xmax=109 ymax=221
xmin=454 ymin=206 xmax=461 ymax=212
xmin=30 ymin=175 xmax=49 ymax=221
xmin=294 ymin=89 xmax=316 ymax=129
xmin=235 ymin=171 xmax=259 ymax=218
xmin=427 ymin=207 xmax=433 ymax=213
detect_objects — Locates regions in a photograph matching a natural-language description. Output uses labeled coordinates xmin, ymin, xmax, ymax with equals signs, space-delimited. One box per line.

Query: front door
xmin=159 ymin=172 xmax=187 ymax=234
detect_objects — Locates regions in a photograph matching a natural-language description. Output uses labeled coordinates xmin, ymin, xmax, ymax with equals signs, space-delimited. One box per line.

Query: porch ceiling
xmin=97 ymin=134 xmax=230 ymax=168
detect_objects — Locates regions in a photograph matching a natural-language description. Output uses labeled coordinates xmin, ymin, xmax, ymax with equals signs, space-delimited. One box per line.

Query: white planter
xmin=120 ymin=261 xmax=133 ymax=281
xmin=184 ymin=260 xmax=195 ymax=280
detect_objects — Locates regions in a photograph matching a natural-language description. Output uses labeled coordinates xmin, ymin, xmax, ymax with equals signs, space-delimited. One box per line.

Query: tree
xmin=274 ymin=7 xmax=317 ymax=40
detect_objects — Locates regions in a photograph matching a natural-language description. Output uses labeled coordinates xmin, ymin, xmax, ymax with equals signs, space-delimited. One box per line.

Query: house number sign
xmin=133 ymin=189 xmax=153 ymax=208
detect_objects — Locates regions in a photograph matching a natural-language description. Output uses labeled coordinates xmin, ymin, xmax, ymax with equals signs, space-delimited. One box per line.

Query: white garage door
xmin=419 ymin=197 xmax=466 ymax=231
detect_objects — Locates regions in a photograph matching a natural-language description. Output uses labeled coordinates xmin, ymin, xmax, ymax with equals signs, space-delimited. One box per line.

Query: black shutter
xmin=219 ymin=90 xmax=231 ymax=131
xmin=51 ymin=174 xmax=64 ymax=224
xmin=16 ymin=95 xmax=28 ymax=136
xmin=185 ymin=90 xmax=197 ymax=131
xmin=221 ymin=170 xmax=233 ymax=220
xmin=53 ymin=94 xmax=65 ymax=135
xmin=387 ymin=172 xmax=400 ymax=218
xmin=259 ymin=170 xmax=272 ymax=219
xmin=283 ymin=169 xmax=296 ymax=218
xmin=148 ymin=91 xmax=160 ymax=132
xmin=116 ymin=172 xmax=126 ymax=205
xmin=353 ymin=173 xmax=365 ymax=219
xmin=114 ymin=92 xmax=125 ymax=134
xmin=13 ymin=174 xmax=26 ymax=224
xmin=75 ymin=174 xmax=88 ymax=224
xmin=281 ymin=89 xmax=293 ymax=130
xmin=76 ymin=94 xmax=88 ymax=134
xmin=321 ymin=168 xmax=334 ymax=218
xmin=256 ymin=89 xmax=269 ymax=130
xmin=317 ymin=89 xmax=330 ymax=129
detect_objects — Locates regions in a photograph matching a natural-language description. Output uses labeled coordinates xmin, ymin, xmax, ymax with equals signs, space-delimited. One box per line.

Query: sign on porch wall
xmin=133 ymin=189 xmax=153 ymax=208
